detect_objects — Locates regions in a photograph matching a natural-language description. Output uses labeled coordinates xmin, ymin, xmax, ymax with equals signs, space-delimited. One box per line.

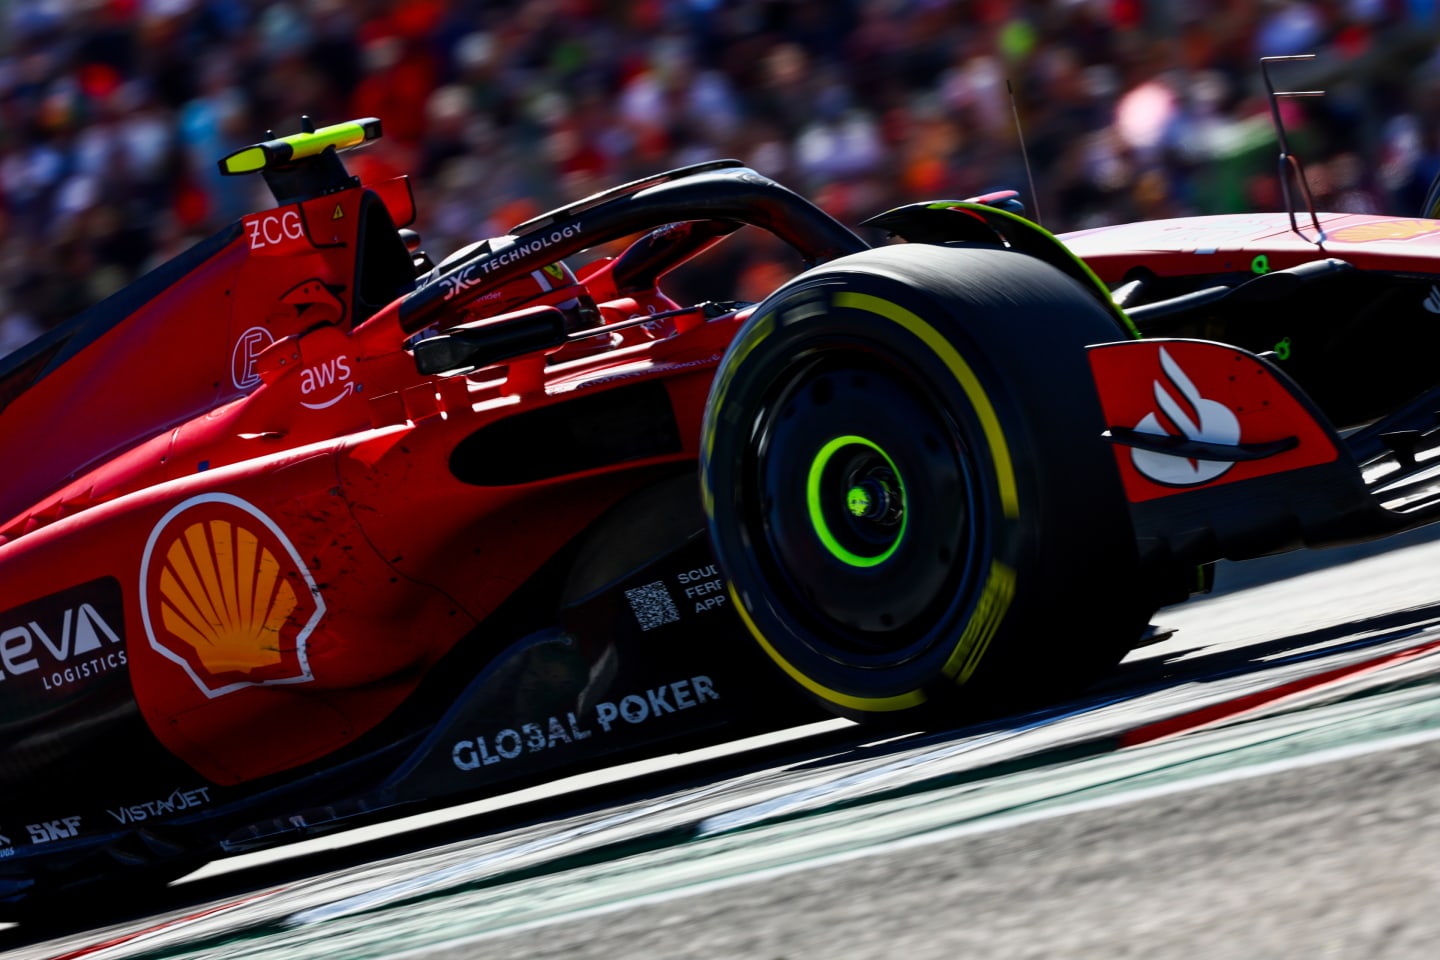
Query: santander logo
xmin=1131 ymin=347 xmax=1241 ymax=486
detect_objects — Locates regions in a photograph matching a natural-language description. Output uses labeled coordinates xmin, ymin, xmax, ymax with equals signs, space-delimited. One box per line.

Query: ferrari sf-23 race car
xmin=4 ymin=94 xmax=1440 ymax=916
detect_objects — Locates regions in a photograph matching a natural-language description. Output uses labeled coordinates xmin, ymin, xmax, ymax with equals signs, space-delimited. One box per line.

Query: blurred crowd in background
xmin=3 ymin=0 xmax=1440 ymax=353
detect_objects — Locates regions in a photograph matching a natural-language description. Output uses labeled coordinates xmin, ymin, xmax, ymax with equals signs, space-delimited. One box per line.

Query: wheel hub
xmin=754 ymin=359 xmax=978 ymax=648
xmin=847 ymin=472 xmax=902 ymax=524
xmin=807 ymin=436 xmax=907 ymax=568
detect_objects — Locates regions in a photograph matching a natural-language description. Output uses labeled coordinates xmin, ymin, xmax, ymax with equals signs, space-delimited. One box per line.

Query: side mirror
xmin=412 ymin=305 xmax=568 ymax=375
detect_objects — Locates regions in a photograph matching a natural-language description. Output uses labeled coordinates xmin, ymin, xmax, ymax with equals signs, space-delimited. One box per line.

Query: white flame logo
xmin=1131 ymin=347 xmax=1241 ymax=486
xmin=1424 ymin=285 xmax=1440 ymax=315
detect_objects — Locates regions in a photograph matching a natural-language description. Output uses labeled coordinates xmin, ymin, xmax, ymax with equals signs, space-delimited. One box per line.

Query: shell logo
xmin=1329 ymin=219 xmax=1440 ymax=243
xmin=140 ymin=493 xmax=324 ymax=698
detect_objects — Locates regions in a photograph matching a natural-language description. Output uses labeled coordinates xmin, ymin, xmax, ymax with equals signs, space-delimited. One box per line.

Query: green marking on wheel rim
xmin=846 ymin=485 xmax=872 ymax=517
xmin=806 ymin=435 xmax=906 ymax=568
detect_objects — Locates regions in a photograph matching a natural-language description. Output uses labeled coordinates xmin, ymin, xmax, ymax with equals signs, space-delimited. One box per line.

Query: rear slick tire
xmin=701 ymin=243 xmax=1150 ymax=724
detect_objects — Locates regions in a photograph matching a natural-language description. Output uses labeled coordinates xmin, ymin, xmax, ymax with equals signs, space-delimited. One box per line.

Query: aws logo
xmin=299 ymin=356 xmax=354 ymax=410
xmin=140 ymin=493 xmax=324 ymax=698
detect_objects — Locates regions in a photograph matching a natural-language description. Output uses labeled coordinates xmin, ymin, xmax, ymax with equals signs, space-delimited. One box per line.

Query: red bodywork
xmin=1065 ymin=208 xmax=1440 ymax=569
xmin=1087 ymin=339 xmax=1339 ymax=503
xmin=1065 ymin=211 xmax=1440 ymax=280
xmin=11 ymin=132 xmax=1440 ymax=898
xmin=0 ymin=170 xmax=734 ymax=786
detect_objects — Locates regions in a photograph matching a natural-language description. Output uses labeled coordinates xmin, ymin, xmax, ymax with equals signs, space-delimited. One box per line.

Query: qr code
xmin=625 ymin=580 xmax=681 ymax=631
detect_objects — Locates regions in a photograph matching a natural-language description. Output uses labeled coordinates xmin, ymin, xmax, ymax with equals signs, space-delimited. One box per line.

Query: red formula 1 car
xmin=4 ymin=92 xmax=1440 ymax=917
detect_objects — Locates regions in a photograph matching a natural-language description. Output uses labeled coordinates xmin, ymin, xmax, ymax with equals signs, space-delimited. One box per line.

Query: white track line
xmin=388 ymin=722 xmax=1440 ymax=958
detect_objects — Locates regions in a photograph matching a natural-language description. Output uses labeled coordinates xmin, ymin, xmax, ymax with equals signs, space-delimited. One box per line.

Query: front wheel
xmin=701 ymin=243 xmax=1151 ymax=724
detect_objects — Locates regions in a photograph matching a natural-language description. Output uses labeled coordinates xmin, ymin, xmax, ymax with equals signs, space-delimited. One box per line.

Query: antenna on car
xmin=1261 ymin=54 xmax=1326 ymax=248
xmin=1007 ymin=79 xmax=1042 ymax=226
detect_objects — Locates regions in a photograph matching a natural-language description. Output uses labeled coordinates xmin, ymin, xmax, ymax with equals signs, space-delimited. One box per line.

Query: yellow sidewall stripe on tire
xmin=729 ymin=583 xmax=928 ymax=712
xmin=705 ymin=311 xmax=776 ymax=462
xmin=942 ymin=560 xmax=1016 ymax=683
xmin=832 ymin=293 xmax=1020 ymax=686
xmin=832 ymin=292 xmax=1019 ymax=518
xmin=702 ymin=311 xmax=776 ymax=516
xmin=716 ymin=291 xmax=1022 ymax=711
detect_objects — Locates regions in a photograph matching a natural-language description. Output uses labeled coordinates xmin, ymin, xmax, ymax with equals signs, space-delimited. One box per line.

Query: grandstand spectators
xmin=1 ymin=0 xmax=1438 ymax=346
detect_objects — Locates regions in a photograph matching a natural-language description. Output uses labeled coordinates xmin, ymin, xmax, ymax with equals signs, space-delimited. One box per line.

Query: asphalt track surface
xmin=8 ymin=528 xmax=1440 ymax=959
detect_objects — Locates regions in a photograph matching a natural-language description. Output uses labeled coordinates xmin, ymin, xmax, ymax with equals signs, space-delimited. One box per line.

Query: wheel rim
xmin=805 ymin=435 xmax=907 ymax=568
xmin=749 ymin=351 xmax=985 ymax=660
